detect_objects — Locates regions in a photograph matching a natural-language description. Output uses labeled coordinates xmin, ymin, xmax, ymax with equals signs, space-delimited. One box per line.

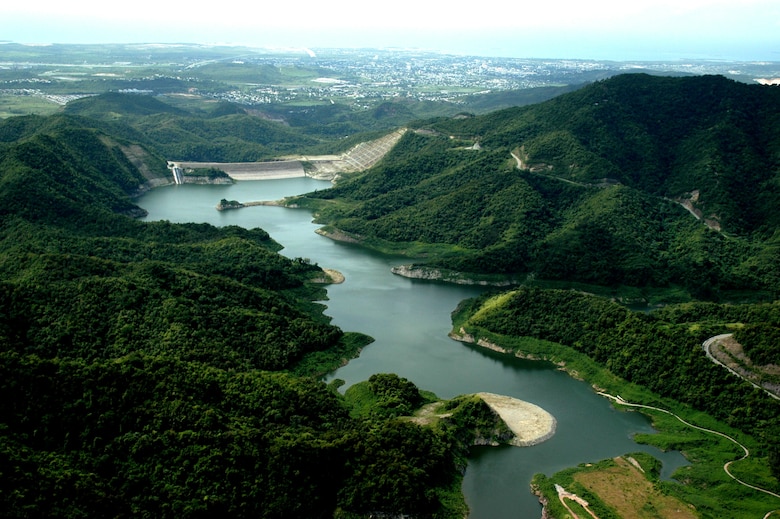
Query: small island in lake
xmin=216 ymin=198 xmax=244 ymax=211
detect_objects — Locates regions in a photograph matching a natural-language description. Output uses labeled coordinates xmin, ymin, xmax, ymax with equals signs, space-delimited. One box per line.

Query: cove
xmin=137 ymin=179 xmax=688 ymax=518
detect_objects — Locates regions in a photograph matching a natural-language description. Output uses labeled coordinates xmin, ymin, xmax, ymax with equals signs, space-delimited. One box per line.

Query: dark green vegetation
xmin=734 ymin=323 xmax=780 ymax=366
xmin=344 ymin=375 xmax=513 ymax=447
xmin=301 ymin=74 xmax=780 ymax=301
xmin=0 ymin=113 xmax=467 ymax=517
xmin=3 ymin=68 xmax=780 ymax=518
xmin=342 ymin=375 xmax=514 ymax=516
xmin=454 ymin=287 xmax=780 ymax=516
xmin=63 ymin=93 xmax=325 ymax=161
xmin=345 ymin=373 xmax=430 ymax=419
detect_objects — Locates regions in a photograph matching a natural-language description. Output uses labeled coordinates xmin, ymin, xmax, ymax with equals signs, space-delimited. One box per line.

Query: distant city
xmin=201 ymin=49 xmax=780 ymax=107
xmin=1 ymin=43 xmax=779 ymax=116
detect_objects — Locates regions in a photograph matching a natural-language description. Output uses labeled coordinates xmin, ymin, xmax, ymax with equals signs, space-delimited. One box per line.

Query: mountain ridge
xmin=299 ymin=73 xmax=780 ymax=299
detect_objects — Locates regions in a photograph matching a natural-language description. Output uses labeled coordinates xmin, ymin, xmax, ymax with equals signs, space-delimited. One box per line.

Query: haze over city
xmin=2 ymin=0 xmax=779 ymax=61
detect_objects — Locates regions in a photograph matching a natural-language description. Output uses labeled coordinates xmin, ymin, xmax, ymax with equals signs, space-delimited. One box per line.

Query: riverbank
xmin=449 ymin=328 xmax=568 ymax=370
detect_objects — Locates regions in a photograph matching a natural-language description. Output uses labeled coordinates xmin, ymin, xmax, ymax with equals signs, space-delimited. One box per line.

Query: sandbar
xmin=477 ymin=392 xmax=556 ymax=446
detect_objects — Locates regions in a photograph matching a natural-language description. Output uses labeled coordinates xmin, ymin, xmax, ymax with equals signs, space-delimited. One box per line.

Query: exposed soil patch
xmin=409 ymin=394 xmax=556 ymax=447
xmin=408 ymin=402 xmax=452 ymax=426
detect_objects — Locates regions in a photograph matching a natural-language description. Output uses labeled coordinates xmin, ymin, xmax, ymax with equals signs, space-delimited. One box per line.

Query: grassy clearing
xmin=0 ymin=95 xmax=61 ymax=118
xmin=573 ymin=456 xmax=697 ymax=519
xmin=470 ymin=290 xmax=518 ymax=322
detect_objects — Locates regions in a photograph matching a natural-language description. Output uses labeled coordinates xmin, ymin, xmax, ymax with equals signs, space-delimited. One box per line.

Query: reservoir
xmin=137 ymin=178 xmax=688 ymax=518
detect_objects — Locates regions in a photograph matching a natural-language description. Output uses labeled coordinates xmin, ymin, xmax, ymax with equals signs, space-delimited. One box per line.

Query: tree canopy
xmin=0 ymin=111 xmax=464 ymax=517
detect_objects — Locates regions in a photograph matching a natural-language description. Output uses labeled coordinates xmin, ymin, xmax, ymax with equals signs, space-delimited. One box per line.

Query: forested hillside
xmin=0 ymin=115 xmax=466 ymax=517
xmin=63 ymin=93 xmax=326 ymax=162
xmin=3 ymin=72 xmax=780 ymax=518
xmin=300 ymin=74 xmax=780 ymax=300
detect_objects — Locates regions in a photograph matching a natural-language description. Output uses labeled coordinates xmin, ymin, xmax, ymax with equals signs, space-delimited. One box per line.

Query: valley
xmin=0 ymin=45 xmax=778 ymax=518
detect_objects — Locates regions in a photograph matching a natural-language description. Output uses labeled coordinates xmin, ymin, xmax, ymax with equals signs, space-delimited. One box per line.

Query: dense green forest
xmin=299 ymin=74 xmax=780 ymax=300
xmin=61 ymin=94 xmax=325 ymax=161
xmin=3 ymin=73 xmax=780 ymax=517
xmin=0 ymin=113 xmax=468 ymax=517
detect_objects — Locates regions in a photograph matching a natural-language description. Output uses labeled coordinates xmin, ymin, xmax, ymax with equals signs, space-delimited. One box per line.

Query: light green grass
xmin=0 ymin=96 xmax=60 ymax=118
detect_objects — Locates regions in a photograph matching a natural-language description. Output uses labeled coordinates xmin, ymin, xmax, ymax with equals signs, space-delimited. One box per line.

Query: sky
xmin=2 ymin=0 xmax=779 ymax=61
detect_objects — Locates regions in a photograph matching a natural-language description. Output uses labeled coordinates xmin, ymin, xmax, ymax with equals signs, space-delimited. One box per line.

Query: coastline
xmin=322 ymin=268 xmax=345 ymax=284
xmin=314 ymin=227 xmax=362 ymax=244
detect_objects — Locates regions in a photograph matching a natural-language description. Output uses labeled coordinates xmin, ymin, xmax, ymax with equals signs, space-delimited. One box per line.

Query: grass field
xmin=573 ymin=456 xmax=697 ymax=519
xmin=0 ymin=95 xmax=60 ymax=118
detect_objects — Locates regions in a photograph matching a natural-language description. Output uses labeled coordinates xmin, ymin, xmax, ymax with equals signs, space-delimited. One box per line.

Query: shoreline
xmin=449 ymin=328 xmax=568 ymax=369
xmin=391 ymin=264 xmax=517 ymax=287
xmin=314 ymin=227 xmax=362 ymax=244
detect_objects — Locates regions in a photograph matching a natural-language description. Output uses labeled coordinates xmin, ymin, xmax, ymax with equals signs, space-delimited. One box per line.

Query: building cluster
xmin=0 ymin=88 xmax=93 ymax=105
xmin=200 ymin=53 xmax=606 ymax=107
xmin=3 ymin=46 xmax=778 ymax=112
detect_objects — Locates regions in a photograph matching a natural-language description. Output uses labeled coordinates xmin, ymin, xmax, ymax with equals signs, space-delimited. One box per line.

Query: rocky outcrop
xmin=310 ymin=268 xmax=345 ymax=284
xmin=449 ymin=328 xmax=568 ymax=369
xmin=531 ymin=485 xmax=555 ymax=519
xmin=130 ymin=177 xmax=173 ymax=196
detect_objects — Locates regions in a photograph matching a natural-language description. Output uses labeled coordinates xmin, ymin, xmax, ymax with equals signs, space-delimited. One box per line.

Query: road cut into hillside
xmin=477 ymin=392 xmax=556 ymax=446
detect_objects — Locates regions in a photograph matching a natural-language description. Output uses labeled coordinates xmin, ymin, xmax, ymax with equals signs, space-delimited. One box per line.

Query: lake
xmin=137 ymin=178 xmax=688 ymax=518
